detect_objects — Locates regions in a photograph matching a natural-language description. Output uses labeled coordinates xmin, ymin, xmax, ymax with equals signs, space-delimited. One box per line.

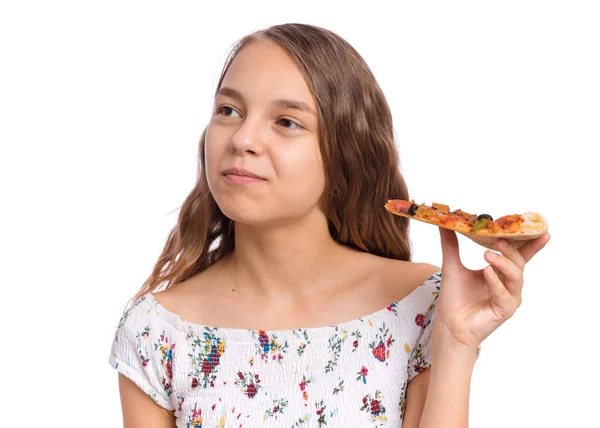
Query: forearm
xmin=418 ymin=328 xmax=478 ymax=428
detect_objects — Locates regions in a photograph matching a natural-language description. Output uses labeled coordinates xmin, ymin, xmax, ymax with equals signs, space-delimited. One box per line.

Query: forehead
xmin=220 ymin=40 xmax=316 ymax=110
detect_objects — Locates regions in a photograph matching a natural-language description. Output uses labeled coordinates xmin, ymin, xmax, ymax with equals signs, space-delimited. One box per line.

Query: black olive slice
xmin=408 ymin=203 xmax=419 ymax=215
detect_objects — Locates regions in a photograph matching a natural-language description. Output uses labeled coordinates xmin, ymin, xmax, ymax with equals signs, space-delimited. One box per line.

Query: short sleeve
xmin=407 ymin=291 xmax=437 ymax=383
xmin=108 ymin=295 xmax=175 ymax=411
xmin=406 ymin=272 xmax=481 ymax=383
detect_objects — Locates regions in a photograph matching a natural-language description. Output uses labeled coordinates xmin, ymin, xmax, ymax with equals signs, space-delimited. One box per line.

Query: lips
xmin=225 ymin=175 xmax=265 ymax=185
xmin=221 ymin=167 xmax=266 ymax=185
xmin=221 ymin=167 xmax=265 ymax=180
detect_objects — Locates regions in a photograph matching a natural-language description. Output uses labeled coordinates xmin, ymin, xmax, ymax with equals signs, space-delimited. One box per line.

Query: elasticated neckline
xmin=140 ymin=271 xmax=442 ymax=343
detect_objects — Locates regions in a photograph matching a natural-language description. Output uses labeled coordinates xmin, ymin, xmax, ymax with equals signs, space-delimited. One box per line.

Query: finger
xmin=518 ymin=233 xmax=551 ymax=263
xmin=495 ymin=238 xmax=526 ymax=270
xmin=439 ymin=227 xmax=464 ymax=270
xmin=485 ymin=249 xmax=523 ymax=296
xmin=484 ymin=265 xmax=517 ymax=318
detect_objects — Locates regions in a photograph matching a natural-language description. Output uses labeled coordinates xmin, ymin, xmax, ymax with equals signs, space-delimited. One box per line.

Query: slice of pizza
xmin=385 ymin=199 xmax=548 ymax=250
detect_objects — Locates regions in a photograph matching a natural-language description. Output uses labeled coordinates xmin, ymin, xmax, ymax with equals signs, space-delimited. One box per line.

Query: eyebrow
xmin=217 ymin=86 xmax=316 ymax=116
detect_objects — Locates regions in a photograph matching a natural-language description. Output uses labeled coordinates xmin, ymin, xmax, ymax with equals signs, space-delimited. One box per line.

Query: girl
xmin=109 ymin=23 xmax=550 ymax=427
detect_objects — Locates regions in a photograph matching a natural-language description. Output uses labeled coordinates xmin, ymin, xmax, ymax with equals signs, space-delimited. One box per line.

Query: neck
xmin=220 ymin=210 xmax=360 ymax=305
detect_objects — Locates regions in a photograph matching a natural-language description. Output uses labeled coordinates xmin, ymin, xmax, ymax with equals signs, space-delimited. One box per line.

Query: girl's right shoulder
xmin=107 ymin=292 xmax=178 ymax=411
xmin=115 ymin=293 xmax=155 ymax=328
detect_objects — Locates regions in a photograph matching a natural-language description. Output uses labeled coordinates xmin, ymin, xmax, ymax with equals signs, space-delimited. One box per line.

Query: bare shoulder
xmin=151 ymin=259 xmax=224 ymax=319
xmin=381 ymin=258 xmax=440 ymax=281
xmin=372 ymin=256 xmax=441 ymax=302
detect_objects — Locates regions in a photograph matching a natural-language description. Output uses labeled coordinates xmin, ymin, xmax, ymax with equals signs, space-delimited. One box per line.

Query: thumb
xmin=439 ymin=227 xmax=463 ymax=270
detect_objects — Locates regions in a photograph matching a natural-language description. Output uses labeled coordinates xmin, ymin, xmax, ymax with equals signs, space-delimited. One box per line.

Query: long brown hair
xmin=132 ymin=23 xmax=412 ymax=301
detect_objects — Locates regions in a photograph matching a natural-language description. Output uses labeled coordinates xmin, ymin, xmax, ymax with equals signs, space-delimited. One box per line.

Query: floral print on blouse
xmin=109 ymin=271 xmax=452 ymax=427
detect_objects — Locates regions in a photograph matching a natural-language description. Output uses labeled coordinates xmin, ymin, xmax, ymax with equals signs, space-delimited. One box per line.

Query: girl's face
xmin=205 ymin=39 xmax=325 ymax=226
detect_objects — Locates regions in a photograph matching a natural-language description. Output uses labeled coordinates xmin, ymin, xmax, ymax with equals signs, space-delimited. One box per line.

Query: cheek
xmin=204 ymin=127 xmax=226 ymax=185
xmin=276 ymin=145 xmax=325 ymax=201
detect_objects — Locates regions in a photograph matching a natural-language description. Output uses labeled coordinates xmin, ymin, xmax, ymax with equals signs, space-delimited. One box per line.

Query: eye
xmin=277 ymin=118 xmax=302 ymax=130
xmin=216 ymin=105 xmax=240 ymax=117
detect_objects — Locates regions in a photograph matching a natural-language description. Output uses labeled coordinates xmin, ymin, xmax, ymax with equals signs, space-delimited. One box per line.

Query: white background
xmin=1 ymin=1 xmax=598 ymax=426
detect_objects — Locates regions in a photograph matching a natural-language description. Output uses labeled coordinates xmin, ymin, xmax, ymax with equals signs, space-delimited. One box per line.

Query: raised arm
xmin=410 ymin=228 xmax=550 ymax=427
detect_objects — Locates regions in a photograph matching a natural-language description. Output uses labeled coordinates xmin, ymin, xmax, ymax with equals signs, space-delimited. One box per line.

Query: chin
xmin=220 ymin=212 xmax=264 ymax=225
xmin=215 ymin=200 xmax=270 ymax=225
xmin=218 ymin=201 xmax=308 ymax=228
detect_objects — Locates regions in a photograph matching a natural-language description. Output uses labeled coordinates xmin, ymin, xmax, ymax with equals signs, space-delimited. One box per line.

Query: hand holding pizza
xmin=433 ymin=227 xmax=551 ymax=355
xmin=384 ymin=198 xmax=551 ymax=354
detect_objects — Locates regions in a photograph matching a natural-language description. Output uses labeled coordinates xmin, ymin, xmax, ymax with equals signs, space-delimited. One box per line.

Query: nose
xmin=230 ymin=116 xmax=265 ymax=156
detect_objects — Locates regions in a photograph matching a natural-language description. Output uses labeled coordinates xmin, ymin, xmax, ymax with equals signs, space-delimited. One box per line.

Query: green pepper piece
xmin=471 ymin=217 xmax=489 ymax=232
